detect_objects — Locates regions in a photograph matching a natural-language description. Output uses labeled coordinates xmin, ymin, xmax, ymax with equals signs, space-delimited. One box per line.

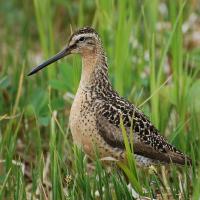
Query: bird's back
xmin=93 ymin=85 xmax=192 ymax=166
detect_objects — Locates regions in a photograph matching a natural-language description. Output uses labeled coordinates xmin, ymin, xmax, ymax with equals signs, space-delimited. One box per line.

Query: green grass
xmin=1 ymin=0 xmax=200 ymax=199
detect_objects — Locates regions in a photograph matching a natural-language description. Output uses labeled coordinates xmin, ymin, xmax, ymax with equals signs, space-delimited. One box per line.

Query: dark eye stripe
xmin=78 ymin=36 xmax=93 ymax=42
xmin=87 ymin=41 xmax=95 ymax=45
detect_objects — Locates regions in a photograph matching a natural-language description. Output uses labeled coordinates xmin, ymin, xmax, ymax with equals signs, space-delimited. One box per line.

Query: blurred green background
xmin=1 ymin=0 xmax=200 ymax=199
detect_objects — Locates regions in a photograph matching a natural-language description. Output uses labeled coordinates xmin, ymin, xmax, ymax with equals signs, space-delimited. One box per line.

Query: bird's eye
xmin=79 ymin=37 xmax=85 ymax=42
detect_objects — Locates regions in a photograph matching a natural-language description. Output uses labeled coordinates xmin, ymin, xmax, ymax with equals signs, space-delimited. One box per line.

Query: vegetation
xmin=0 ymin=0 xmax=200 ymax=199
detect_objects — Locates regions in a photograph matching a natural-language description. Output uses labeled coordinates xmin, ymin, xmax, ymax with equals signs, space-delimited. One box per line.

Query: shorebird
xmin=28 ymin=27 xmax=191 ymax=166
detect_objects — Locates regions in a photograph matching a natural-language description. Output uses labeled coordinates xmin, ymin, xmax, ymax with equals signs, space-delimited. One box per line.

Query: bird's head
xmin=28 ymin=27 xmax=100 ymax=76
xmin=68 ymin=27 xmax=100 ymax=55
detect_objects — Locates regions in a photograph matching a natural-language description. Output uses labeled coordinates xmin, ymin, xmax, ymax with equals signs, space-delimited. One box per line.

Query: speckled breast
xmin=69 ymin=87 xmax=97 ymax=157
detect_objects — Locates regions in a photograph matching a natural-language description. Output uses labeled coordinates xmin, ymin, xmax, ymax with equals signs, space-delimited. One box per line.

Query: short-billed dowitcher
xmin=28 ymin=27 xmax=191 ymax=166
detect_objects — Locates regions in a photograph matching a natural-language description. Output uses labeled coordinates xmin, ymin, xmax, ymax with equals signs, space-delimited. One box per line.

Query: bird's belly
xmin=70 ymin=112 xmax=93 ymax=153
xmin=69 ymin=91 xmax=96 ymax=156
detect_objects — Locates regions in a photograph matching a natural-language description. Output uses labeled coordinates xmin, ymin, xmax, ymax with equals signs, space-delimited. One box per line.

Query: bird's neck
xmin=80 ymin=47 xmax=109 ymax=90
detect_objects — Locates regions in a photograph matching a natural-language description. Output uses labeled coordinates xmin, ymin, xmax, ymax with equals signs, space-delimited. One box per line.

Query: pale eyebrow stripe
xmin=74 ymin=33 xmax=96 ymax=41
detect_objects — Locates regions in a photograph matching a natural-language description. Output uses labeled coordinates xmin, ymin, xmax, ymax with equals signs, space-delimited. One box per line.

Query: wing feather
xmin=96 ymin=102 xmax=191 ymax=165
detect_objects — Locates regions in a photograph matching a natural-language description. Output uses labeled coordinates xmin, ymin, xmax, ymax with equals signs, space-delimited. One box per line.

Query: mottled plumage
xmin=28 ymin=27 xmax=192 ymax=166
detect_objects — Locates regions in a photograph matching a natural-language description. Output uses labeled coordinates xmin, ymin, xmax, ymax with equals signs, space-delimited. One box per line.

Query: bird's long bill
xmin=28 ymin=47 xmax=71 ymax=76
